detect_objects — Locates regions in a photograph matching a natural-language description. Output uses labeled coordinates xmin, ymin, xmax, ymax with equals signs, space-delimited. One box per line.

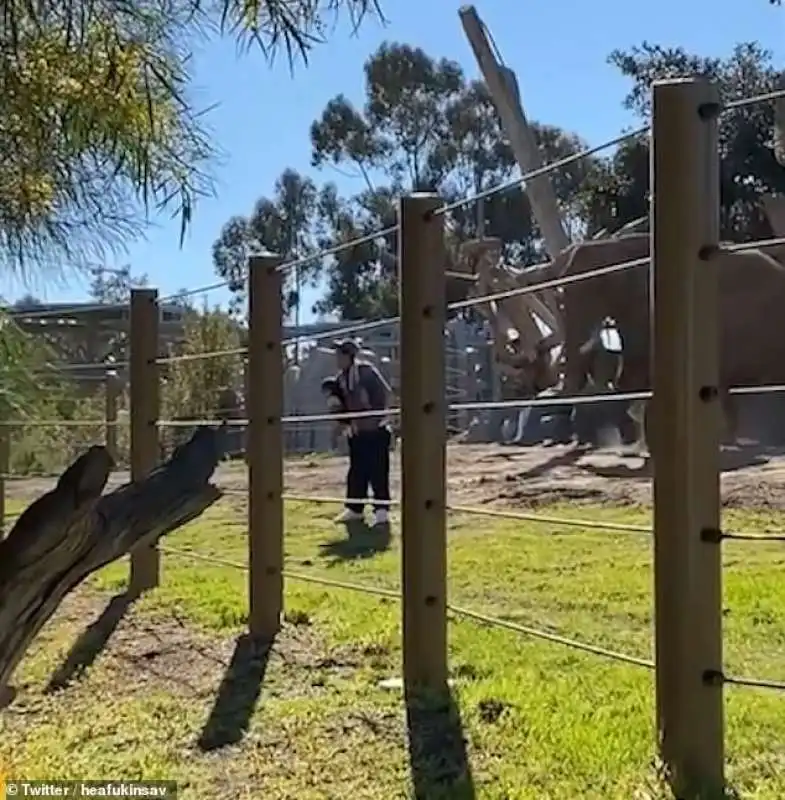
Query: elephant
xmin=519 ymin=233 xmax=785 ymax=451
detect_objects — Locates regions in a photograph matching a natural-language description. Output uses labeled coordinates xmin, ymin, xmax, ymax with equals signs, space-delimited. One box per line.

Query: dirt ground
xmin=8 ymin=441 xmax=785 ymax=510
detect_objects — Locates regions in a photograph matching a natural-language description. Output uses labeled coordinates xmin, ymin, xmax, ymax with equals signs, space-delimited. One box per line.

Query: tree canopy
xmin=582 ymin=42 xmax=785 ymax=240
xmin=212 ymin=41 xmax=593 ymax=320
xmin=211 ymin=38 xmax=785 ymax=322
xmin=0 ymin=0 xmax=384 ymax=274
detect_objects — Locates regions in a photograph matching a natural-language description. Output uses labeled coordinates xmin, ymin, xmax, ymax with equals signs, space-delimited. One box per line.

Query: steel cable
xmin=32 ymin=232 xmax=785 ymax=374
xmin=432 ymin=127 xmax=650 ymax=218
xmin=281 ymin=494 xmax=651 ymax=536
xmin=717 ymin=673 xmax=785 ymax=692
xmin=429 ymin=87 xmax=785 ymax=217
xmin=0 ymin=419 xmax=126 ymax=428
xmin=159 ymin=544 xmax=654 ymax=670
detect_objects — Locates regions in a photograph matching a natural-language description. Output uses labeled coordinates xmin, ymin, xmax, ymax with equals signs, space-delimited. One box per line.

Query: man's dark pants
xmin=346 ymin=427 xmax=391 ymax=513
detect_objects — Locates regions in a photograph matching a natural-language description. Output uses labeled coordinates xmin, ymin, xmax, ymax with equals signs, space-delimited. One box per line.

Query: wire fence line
xmin=719 ymin=673 xmax=785 ymax=692
xmin=155 ymin=501 xmax=785 ymax=690
xmin=159 ymin=540 xmax=785 ymax=689
xmin=725 ymin=87 xmax=785 ymax=111
xmin=433 ymin=87 xmax=785 ymax=219
xmin=433 ymin=127 xmax=651 ymax=218
xmin=0 ymin=419 xmax=126 ymax=428
xmin=278 ymin=493 xmax=651 ymax=536
xmin=147 ymin=86 xmax=785 ymax=302
xmin=158 ymin=543 xmax=656 ymax=671
xmin=7 ymin=479 xmax=783 ymax=543
xmin=12 ymin=376 xmax=785 ymax=433
xmin=148 ymin=376 xmax=785 ymax=428
xmin=24 ymin=228 xmax=785 ymax=377
xmin=155 ymin=346 xmax=246 ymax=367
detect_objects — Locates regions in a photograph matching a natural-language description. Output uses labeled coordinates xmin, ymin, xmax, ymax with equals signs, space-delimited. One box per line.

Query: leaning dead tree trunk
xmin=0 ymin=427 xmax=228 ymax=699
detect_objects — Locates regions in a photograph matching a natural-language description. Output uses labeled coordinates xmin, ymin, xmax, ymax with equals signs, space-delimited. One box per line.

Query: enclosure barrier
xmin=650 ymin=77 xmax=723 ymax=793
xmin=5 ymin=77 xmax=785 ymax=799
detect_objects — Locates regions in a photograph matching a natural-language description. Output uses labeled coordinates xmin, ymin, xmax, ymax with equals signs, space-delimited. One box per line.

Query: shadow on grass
xmin=47 ymin=592 xmax=136 ymax=693
xmin=319 ymin=519 xmax=391 ymax=563
xmin=406 ymin=686 xmax=475 ymax=800
xmin=197 ymin=633 xmax=273 ymax=751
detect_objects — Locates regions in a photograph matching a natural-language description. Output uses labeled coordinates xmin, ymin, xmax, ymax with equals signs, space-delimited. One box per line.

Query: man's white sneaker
xmin=373 ymin=509 xmax=390 ymax=526
xmin=335 ymin=508 xmax=364 ymax=523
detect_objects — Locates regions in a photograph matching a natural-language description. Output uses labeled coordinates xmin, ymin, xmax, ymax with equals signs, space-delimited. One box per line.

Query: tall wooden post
xmin=399 ymin=193 xmax=448 ymax=692
xmin=105 ymin=373 xmax=119 ymax=463
xmin=129 ymin=288 xmax=160 ymax=595
xmin=651 ymin=77 xmax=723 ymax=796
xmin=247 ymin=254 xmax=284 ymax=640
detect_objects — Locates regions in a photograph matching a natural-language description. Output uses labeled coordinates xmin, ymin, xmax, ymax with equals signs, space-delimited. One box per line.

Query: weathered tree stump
xmin=0 ymin=427 xmax=228 ymax=701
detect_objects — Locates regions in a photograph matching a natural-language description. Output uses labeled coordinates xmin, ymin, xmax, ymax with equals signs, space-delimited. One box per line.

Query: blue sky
xmin=5 ymin=0 xmax=784 ymax=319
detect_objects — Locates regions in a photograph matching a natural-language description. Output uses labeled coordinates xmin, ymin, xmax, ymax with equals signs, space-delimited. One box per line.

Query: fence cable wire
xmin=716 ymin=673 xmax=785 ymax=692
xmin=432 ymin=126 xmax=650 ymax=218
xmin=159 ymin=544 xmax=654 ymax=669
xmin=7 ymin=87 xmax=783 ymax=322
xmin=24 ymin=233 xmax=785 ymax=375
xmin=280 ymin=493 xmax=651 ymax=536
xmin=152 ymin=375 xmax=785 ymax=428
xmin=274 ymin=226 xmax=399 ymax=276
xmin=0 ymin=419 xmax=126 ymax=428
xmin=447 ymin=503 xmax=651 ymax=534
xmin=725 ymin=88 xmax=785 ymax=111
xmin=158 ymin=545 xmax=399 ymax=599
xmin=155 ymin=347 xmax=247 ymax=366
xmin=2 ymin=302 xmax=130 ymax=320
xmin=158 ymin=226 xmax=400 ymax=303
xmin=720 ymin=532 xmax=785 ymax=543
xmin=429 ymin=88 xmax=785 ymax=219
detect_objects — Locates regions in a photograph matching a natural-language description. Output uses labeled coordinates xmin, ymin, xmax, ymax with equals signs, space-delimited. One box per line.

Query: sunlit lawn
xmin=2 ymin=495 xmax=785 ymax=799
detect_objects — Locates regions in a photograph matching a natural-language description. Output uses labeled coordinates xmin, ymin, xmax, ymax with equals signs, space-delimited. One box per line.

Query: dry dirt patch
xmin=8 ymin=442 xmax=785 ymax=511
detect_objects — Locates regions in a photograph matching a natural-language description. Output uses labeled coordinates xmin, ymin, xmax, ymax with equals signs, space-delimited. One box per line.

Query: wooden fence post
xmin=247 ymin=254 xmax=284 ymax=640
xmin=651 ymin=77 xmax=723 ymax=796
xmin=105 ymin=372 xmax=119 ymax=463
xmin=399 ymin=193 xmax=448 ymax=692
xmin=129 ymin=288 xmax=161 ymax=596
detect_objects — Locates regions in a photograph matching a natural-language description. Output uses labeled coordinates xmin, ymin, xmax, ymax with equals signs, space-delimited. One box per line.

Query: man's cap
xmin=331 ymin=338 xmax=360 ymax=356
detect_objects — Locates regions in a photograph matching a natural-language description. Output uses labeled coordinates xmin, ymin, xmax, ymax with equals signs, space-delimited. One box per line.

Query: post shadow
xmin=406 ymin=685 xmax=476 ymax=800
xmin=319 ymin=519 xmax=391 ymax=563
xmin=47 ymin=592 xmax=136 ymax=692
xmin=197 ymin=633 xmax=274 ymax=751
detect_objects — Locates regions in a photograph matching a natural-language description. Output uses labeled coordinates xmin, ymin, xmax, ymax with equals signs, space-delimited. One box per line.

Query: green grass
xmin=2 ymin=497 xmax=785 ymax=799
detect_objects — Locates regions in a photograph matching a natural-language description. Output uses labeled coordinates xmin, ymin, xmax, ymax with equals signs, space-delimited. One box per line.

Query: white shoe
xmin=373 ymin=509 xmax=390 ymax=526
xmin=335 ymin=509 xmax=364 ymax=523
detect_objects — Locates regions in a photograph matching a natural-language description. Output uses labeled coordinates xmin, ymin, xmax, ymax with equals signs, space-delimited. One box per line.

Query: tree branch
xmin=0 ymin=426 xmax=228 ymax=697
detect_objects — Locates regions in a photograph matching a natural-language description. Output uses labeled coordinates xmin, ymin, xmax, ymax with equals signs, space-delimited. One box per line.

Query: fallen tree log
xmin=0 ymin=426 xmax=228 ymax=701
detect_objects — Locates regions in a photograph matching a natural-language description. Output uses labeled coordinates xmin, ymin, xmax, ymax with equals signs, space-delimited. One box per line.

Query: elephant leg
xmin=624 ymin=398 xmax=647 ymax=450
xmin=617 ymin=403 xmax=639 ymax=445
xmin=721 ymin=391 xmax=738 ymax=445
xmin=643 ymin=400 xmax=654 ymax=457
xmin=644 ymin=391 xmax=735 ymax=457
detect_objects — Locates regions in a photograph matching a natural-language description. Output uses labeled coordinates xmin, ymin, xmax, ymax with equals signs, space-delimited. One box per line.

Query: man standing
xmin=330 ymin=339 xmax=392 ymax=526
